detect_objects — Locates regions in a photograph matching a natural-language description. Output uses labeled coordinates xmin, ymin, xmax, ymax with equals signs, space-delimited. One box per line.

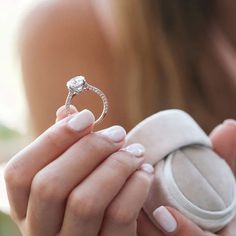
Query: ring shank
xmin=65 ymin=84 xmax=108 ymax=125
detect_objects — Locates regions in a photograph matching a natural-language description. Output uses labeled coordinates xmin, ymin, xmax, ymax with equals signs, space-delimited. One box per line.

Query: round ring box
xmin=126 ymin=109 xmax=236 ymax=232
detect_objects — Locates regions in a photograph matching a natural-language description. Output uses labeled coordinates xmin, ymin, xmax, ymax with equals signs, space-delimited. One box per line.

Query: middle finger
xmin=60 ymin=143 xmax=145 ymax=236
xmin=27 ymin=126 xmax=126 ymax=236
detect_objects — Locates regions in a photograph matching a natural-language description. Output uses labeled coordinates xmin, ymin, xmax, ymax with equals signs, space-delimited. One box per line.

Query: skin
xmin=136 ymin=120 xmax=236 ymax=236
xmin=16 ymin=0 xmax=236 ymax=235
xmin=4 ymin=106 xmax=154 ymax=236
xmin=4 ymin=106 xmax=236 ymax=236
xmin=19 ymin=0 xmax=126 ymax=134
xmin=19 ymin=0 xmax=236 ymax=135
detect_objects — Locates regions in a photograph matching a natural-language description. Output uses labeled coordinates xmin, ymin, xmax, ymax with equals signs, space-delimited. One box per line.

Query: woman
xmin=5 ymin=0 xmax=236 ymax=235
xmin=20 ymin=0 xmax=236 ymax=134
xmin=4 ymin=106 xmax=236 ymax=236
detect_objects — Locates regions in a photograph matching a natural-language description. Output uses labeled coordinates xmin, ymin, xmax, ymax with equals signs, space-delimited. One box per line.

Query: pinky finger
xmin=101 ymin=163 xmax=154 ymax=236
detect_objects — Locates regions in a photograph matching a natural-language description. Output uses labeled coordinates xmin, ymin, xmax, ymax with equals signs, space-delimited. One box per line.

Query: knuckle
xmin=81 ymin=133 xmax=116 ymax=155
xmin=108 ymin=152 xmax=133 ymax=174
xmin=95 ymin=132 xmax=117 ymax=148
xmin=31 ymin=172 xmax=62 ymax=202
xmin=106 ymin=205 xmax=136 ymax=226
xmin=9 ymin=211 xmax=17 ymax=222
xmin=44 ymin=128 xmax=62 ymax=150
xmin=4 ymin=162 xmax=16 ymax=185
xmin=68 ymin=191 xmax=103 ymax=219
xmin=4 ymin=160 xmax=25 ymax=189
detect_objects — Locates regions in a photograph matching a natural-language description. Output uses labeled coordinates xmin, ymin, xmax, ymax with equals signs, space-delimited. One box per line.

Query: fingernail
xmin=140 ymin=163 xmax=154 ymax=174
xmin=100 ymin=126 xmax=126 ymax=142
xmin=153 ymin=206 xmax=177 ymax=233
xmin=122 ymin=143 xmax=145 ymax=157
xmin=67 ymin=109 xmax=95 ymax=131
xmin=223 ymin=119 xmax=236 ymax=126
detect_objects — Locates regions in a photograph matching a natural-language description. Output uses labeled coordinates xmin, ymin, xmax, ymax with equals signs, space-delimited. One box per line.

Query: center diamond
xmin=67 ymin=76 xmax=87 ymax=93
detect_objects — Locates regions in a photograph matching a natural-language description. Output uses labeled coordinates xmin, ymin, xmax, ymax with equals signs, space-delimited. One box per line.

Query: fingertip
xmin=223 ymin=119 xmax=236 ymax=126
xmin=140 ymin=163 xmax=154 ymax=175
xmin=153 ymin=206 xmax=178 ymax=234
xmin=209 ymin=124 xmax=224 ymax=139
xmin=56 ymin=105 xmax=78 ymax=122
xmin=210 ymin=121 xmax=236 ymax=147
xmin=209 ymin=122 xmax=236 ymax=174
xmin=83 ymin=109 xmax=96 ymax=122
xmin=99 ymin=126 xmax=127 ymax=143
xmin=67 ymin=109 xmax=95 ymax=132
xmin=210 ymin=120 xmax=236 ymax=139
xmin=153 ymin=206 xmax=204 ymax=235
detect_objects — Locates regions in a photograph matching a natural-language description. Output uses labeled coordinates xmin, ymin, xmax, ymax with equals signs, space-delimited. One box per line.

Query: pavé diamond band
xmin=65 ymin=76 xmax=108 ymax=125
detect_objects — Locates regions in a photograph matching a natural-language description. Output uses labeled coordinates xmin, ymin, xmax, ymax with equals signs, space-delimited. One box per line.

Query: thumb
xmin=55 ymin=105 xmax=78 ymax=122
xmin=153 ymin=206 xmax=207 ymax=236
xmin=210 ymin=120 xmax=236 ymax=175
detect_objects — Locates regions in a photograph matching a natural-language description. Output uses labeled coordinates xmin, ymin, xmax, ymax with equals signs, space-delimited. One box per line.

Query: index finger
xmin=4 ymin=109 xmax=95 ymax=219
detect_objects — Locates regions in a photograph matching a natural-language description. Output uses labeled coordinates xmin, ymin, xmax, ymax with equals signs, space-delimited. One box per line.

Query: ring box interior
xmin=126 ymin=109 xmax=236 ymax=232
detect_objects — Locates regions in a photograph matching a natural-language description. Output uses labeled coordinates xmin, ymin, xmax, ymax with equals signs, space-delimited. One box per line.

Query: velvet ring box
xmin=126 ymin=109 xmax=236 ymax=232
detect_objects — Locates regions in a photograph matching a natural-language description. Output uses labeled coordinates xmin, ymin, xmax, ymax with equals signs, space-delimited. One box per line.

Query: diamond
xmin=67 ymin=76 xmax=87 ymax=93
xmin=65 ymin=75 xmax=108 ymax=124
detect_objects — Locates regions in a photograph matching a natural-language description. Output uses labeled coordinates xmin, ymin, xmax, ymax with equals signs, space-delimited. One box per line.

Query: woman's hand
xmin=137 ymin=120 xmax=236 ymax=236
xmin=4 ymin=107 xmax=154 ymax=236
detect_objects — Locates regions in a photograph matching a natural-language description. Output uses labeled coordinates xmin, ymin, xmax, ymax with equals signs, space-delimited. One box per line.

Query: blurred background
xmin=0 ymin=0 xmax=236 ymax=235
xmin=0 ymin=1 xmax=40 ymax=235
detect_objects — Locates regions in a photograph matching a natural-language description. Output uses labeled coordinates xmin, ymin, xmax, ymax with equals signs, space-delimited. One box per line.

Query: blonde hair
xmin=113 ymin=0 xmax=221 ymax=132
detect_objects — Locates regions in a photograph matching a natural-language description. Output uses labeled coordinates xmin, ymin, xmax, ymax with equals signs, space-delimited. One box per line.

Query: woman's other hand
xmin=4 ymin=106 xmax=154 ymax=236
xmin=137 ymin=120 xmax=236 ymax=236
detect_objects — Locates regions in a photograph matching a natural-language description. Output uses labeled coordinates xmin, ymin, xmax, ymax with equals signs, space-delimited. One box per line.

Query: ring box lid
xmin=126 ymin=109 xmax=211 ymax=165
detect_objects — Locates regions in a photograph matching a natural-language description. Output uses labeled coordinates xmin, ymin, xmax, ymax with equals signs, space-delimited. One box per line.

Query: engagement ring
xmin=65 ymin=76 xmax=108 ymax=125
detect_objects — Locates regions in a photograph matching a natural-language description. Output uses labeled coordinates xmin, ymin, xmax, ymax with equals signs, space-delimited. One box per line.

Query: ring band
xmin=65 ymin=76 xmax=108 ymax=125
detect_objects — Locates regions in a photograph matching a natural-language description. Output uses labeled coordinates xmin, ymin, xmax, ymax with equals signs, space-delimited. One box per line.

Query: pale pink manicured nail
xmin=223 ymin=119 xmax=236 ymax=126
xmin=140 ymin=163 xmax=154 ymax=174
xmin=153 ymin=206 xmax=177 ymax=233
xmin=100 ymin=126 xmax=126 ymax=142
xmin=67 ymin=109 xmax=95 ymax=131
xmin=122 ymin=143 xmax=145 ymax=157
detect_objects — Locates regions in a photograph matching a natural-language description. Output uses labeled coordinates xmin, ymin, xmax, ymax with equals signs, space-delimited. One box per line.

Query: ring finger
xmin=101 ymin=164 xmax=154 ymax=236
xmin=59 ymin=143 xmax=146 ymax=236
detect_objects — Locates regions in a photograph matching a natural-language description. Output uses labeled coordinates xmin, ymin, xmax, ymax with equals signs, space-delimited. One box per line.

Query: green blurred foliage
xmin=0 ymin=123 xmax=19 ymax=140
xmin=0 ymin=212 xmax=21 ymax=236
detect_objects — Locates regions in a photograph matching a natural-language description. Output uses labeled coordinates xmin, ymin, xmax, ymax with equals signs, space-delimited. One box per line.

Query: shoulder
xmin=19 ymin=0 xmax=111 ymax=58
xmin=18 ymin=0 xmax=122 ymax=133
xmin=19 ymin=0 xmax=115 ymax=86
xmin=20 ymin=0 xmax=99 ymax=33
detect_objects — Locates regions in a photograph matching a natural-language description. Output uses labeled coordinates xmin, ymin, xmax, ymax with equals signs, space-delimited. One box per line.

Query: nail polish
xmin=223 ymin=119 xmax=236 ymax=126
xmin=153 ymin=206 xmax=177 ymax=233
xmin=140 ymin=163 xmax=154 ymax=174
xmin=100 ymin=126 xmax=126 ymax=142
xmin=67 ymin=109 xmax=95 ymax=131
xmin=122 ymin=143 xmax=145 ymax=157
